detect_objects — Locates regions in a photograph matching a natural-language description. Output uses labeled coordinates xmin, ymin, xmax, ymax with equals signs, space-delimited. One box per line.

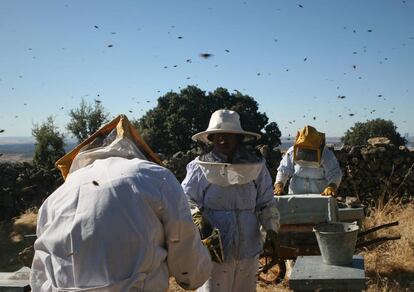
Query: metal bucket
xmin=313 ymin=222 xmax=359 ymax=266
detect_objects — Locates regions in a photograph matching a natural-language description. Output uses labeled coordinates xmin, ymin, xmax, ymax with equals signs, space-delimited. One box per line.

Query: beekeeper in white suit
xmin=30 ymin=115 xmax=212 ymax=292
xmin=182 ymin=109 xmax=280 ymax=292
xmin=274 ymin=125 xmax=343 ymax=196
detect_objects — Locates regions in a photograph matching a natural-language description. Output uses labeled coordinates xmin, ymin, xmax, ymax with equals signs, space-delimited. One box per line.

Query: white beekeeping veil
xmin=195 ymin=157 xmax=264 ymax=187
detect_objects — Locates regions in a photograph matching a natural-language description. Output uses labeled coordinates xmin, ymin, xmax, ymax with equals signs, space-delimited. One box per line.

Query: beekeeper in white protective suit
xmin=182 ymin=109 xmax=280 ymax=292
xmin=30 ymin=115 xmax=212 ymax=292
xmin=274 ymin=125 xmax=343 ymax=196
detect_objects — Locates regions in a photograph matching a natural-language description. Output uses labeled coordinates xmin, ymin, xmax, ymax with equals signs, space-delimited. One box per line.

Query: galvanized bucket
xmin=313 ymin=222 xmax=359 ymax=266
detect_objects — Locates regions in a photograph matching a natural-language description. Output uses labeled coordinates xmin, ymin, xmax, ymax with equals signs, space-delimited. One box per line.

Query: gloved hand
xmin=202 ymin=228 xmax=224 ymax=263
xmin=192 ymin=212 xmax=224 ymax=263
xmin=192 ymin=210 xmax=213 ymax=239
xmin=321 ymin=183 xmax=337 ymax=197
xmin=273 ymin=182 xmax=285 ymax=196
xmin=263 ymin=230 xmax=279 ymax=257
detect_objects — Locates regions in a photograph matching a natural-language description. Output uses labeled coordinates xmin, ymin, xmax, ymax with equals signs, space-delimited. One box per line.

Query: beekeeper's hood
xmin=56 ymin=115 xmax=162 ymax=179
xmin=293 ymin=125 xmax=325 ymax=168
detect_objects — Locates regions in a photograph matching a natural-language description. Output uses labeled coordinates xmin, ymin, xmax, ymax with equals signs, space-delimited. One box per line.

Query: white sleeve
xmin=161 ymin=171 xmax=212 ymax=290
xmin=181 ymin=160 xmax=209 ymax=215
xmin=322 ymin=148 xmax=343 ymax=187
xmin=275 ymin=171 xmax=290 ymax=186
xmin=255 ymin=163 xmax=280 ymax=233
xmin=275 ymin=148 xmax=295 ymax=186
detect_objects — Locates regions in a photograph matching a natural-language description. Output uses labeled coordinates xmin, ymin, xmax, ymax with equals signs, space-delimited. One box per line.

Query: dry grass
xmin=0 ymin=209 xmax=38 ymax=271
xmin=361 ymin=200 xmax=414 ymax=291
xmin=9 ymin=209 xmax=37 ymax=242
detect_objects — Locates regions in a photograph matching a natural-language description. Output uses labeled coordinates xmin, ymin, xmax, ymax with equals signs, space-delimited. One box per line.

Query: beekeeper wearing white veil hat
xmin=30 ymin=115 xmax=212 ymax=292
xmin=182 ymin=109 xmax=280 ymax=292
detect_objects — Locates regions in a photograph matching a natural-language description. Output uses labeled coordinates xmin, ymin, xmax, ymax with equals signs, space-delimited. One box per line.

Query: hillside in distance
xmin=0 ymin=136 xmax=413 ymax=162
xmin=0 ymin=138 xmax=77 ymax=162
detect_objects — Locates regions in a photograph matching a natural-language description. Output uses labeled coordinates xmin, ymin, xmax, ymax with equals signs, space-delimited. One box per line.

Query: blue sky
xmin=0 ymin=0 xmax=413 ymax=139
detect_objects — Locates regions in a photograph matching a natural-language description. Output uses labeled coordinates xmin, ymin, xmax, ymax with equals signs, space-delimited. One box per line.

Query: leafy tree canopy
xmin=341 ymin=118 xmax=406 ymax=146
xmin=32 ymin=116 xmax=66 ymax=169
xmin=67 ymin=99 xmax=109 ymax=143
xmin=135 ymin=86 xmax=281 ymax=157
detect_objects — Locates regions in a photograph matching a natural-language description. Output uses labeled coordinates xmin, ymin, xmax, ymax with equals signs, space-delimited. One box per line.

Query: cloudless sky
xmin=0 ymin=0 xmax=413 ymax=139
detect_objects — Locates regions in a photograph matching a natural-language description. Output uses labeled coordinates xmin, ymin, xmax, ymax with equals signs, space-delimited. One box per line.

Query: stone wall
xmin=0 ymin=162 xmax=63 ymax=220
xmin=1 ymin=140 xmax=413 ymax=221
xmin=163 ymin=141 xmax=414 ymax=205
xmin=334 ymin=140 xmax=414 ymax=204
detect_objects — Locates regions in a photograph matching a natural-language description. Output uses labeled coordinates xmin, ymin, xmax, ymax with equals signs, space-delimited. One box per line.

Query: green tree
xmin=134 ymin=86 xmax=281 ymax=157
xmin=341 ymin=118 xmax=407 ymax=146
xmin=32 ymin=116 xmax=66 ymax=169
xmin=67 ymin=99 xmax=109 ymax=143
xmin=262 ymin=122 xmax=282 ymax=148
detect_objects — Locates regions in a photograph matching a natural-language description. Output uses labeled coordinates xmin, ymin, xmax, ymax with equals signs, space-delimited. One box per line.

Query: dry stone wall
xmin=1 ymin=139 xmax=413 ymax=221
xmin=264 ymin=139 xmax=414 ymax=205
xmin=0 ymin=162 xmax=63 ymax=220
xmin=334 ymin=141 xmax=414 ymax=204
xmin=163 ymin=141 xmax=414 ymax=205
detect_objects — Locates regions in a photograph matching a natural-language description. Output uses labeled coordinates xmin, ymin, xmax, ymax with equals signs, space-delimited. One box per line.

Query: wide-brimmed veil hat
xmin=192 ymin=109 xmax=261 ymax=144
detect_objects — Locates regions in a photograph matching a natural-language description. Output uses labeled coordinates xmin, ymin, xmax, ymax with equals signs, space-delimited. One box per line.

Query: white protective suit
xmin=31 ymin=144 xmax=212 ymax=291
xmin=276 ymin=146 xmax=343 ymax=194
xmin=182 ymin=150 xmax=279 ymax=292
